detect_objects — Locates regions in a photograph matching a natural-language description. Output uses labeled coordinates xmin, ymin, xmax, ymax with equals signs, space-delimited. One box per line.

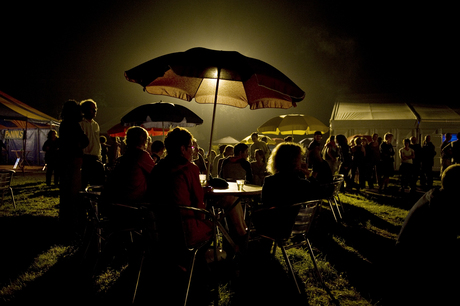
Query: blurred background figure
xmin=100 ymin=135 xmax=108 ymax=165
xmin=151 ymin=140 xmax=165 ymax=163
xmin=42 ymin=129 xmax=60 ymax=186
xmin=251 ymin=149 xmax=267 ymax=186
xmin=420 ymin=135 xmax=436 ymax=190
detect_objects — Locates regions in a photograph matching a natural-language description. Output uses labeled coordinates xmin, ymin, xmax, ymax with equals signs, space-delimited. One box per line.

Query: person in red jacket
xmin=150 ymin=127 xmax=212 ymax=247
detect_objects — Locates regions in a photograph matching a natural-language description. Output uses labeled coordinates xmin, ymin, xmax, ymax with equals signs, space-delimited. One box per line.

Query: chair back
xmin=291 ymin=200 xmax=320 ymax=236
xmin=0 ymin=170 xmax=15 ymax=192
xmin=253 ymin=199 xmax=320 ymax=240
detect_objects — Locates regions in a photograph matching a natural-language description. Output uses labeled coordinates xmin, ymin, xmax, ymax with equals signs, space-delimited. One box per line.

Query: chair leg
xmin=132 ymin=251 xmax=146 ymax=304
xmin=280 ymin=245 xmax=302 ymax=294
xmin=184 ymin=248 xmax=200 ymax=306
xmin=332 ymin=198 xmax=342 ymax=220
xmin=305 ymin=239 xmax=324 ymax=283
xmin=328 ymin=199 xmax=338 ymax=222
xmin=9 ymin=187 xmax=16 ymax=208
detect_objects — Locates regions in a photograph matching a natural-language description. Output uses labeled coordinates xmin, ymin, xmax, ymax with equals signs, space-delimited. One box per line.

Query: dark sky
xmin=1 ymin=1 xmax=455 ymax=144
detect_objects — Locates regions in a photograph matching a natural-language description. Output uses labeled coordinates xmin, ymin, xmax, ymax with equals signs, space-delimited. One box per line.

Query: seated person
xmin=150 ymin=140 xmax=165 ymax=163
xmin=220 ymin=143 xmax=253 ymax=184
xmin=255 ymin=142 xmax=318 ymax=238
xmin=217 ymin=145 xmax=234 ymax=177
xmin=149 ymin=127 xmax=212 ymax=247
xmin=251 ymin=149 xmax=268 ymax=186
xmin=192 ymin=139 xmax=207 ymax=174
xmin=310 ymin=147 xmax=333 ymax=185
xmin=394 ymin=164 xmax=460 ymax=304
xmin=105 ymin=126 xmax=155 ymax=204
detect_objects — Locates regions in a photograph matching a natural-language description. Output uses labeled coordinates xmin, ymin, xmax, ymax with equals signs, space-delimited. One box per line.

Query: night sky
xmin=1 ymin=1 xmax=455 ymax=145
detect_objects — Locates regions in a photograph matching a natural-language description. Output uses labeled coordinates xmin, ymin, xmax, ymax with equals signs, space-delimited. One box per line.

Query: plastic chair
xmin=252 ymin=200 xmax=322 ymax=294
xmin=0 ymin=170 xmax=16 ymax=208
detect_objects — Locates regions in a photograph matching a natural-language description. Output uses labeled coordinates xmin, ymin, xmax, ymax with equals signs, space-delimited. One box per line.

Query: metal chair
xmin=0 ymin=170 xmax=16 ymax=208
xmin=325 ymin=175 xmax=345 ymax=222
xmin=152 ymin=204 xmax=234 ymax=306
xmin=79 ymin=187 xmax=150 ymax=304
xmin=252 ymin=200 xmax=322 ymax=294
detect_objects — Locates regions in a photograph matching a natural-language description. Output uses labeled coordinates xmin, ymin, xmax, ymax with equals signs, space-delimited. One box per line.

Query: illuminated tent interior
xmin=0 ymin=90 xmax=60 ymax=166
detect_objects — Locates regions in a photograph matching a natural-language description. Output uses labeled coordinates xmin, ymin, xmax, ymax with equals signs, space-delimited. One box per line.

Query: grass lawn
xmin=0 ymin=171 xmax=440 ymax=305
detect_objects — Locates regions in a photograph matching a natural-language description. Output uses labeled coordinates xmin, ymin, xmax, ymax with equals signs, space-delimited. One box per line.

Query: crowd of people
xmin=47 ymin=100 xmax=459 ymax=302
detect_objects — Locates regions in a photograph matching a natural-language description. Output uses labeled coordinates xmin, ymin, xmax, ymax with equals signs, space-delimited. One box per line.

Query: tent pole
xmin=206 ymin=67 xmax=221 ymax=179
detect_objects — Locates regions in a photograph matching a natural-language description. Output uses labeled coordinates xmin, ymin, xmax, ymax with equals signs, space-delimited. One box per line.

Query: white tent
xmin=329 ymin=94 xmax=460 ymax=171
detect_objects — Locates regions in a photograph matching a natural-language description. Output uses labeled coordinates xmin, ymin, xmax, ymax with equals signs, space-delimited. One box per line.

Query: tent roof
xmin=0 ymin=90 xmax=59 ymax=125
xmin=411 ymin=104 xmax=460 ymax=123
xmin=330 ymin=95 xmax=417 ymax=121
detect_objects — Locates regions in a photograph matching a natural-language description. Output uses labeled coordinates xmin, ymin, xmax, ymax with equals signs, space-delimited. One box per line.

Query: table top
xmin=205 ymin=182 xmax=262 ymax=196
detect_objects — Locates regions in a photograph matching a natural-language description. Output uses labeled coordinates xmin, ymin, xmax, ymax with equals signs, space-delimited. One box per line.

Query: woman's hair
xmin=403 ymin=138 xmax=410 ymax=145
xmin=164 ymin=127 xmax=193 ymax=156
xmin=267 ymin=142 xmax=304 ymax=174
xmin=125 ymin=126 xmax=149 ymax=149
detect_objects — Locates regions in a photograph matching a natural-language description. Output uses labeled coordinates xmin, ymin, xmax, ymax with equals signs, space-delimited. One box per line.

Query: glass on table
xmin=199 ymin=174 xmax=207 ymax=186
xmin=236 ymin=179 xmax=245 ymax=191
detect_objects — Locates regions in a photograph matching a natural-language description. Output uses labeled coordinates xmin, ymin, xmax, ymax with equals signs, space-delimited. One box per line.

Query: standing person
xmin=58 ymin=100 xmax=89 ymax=236
xmin=42 ymin=130 xmax=60 ymax=186
xmin=323 ymin=135 xmax=340 ymax=175
xmin=217 ymin=145 xmax=234 ymax=177
xmin=307 ymin=131 xmax=323 ymax=168
xmin=399 ymin=139 xmax=415 ymax=192
xmin=106 ymin=136 xmax=121 ymax=170
xmin=79 ymin=99 xmax=105 ymax=187
xmin=450 ymin=132 xmax=460 ymax=164
xmin=409 ymin=136 xmax=422 ymax=191
xmin=336 ymin=134 xmax=353 ymax=191
xmin=420 ymin=135 xmax=436 ymax=190
xmin=378 ymin=133 xmax=395 ymax=193
xmin=100 ymin=135 xmax=108 ymax=165
xmin=351 ymin=137 xmax=366 ymax=191
xmin=249 ymin=132 xmax=269 ymax=161
xmin=367 ymin=134 xmax=381 ymax=189
xmin=440 ymin=133 xmax=452 ymax=174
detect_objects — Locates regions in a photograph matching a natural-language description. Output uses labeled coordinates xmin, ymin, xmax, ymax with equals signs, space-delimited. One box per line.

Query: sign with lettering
xmin=4 ymin=130 xmax=24 ymax=139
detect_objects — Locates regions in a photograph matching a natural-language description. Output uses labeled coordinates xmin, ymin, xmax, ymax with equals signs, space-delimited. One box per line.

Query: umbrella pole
xmin=206 ymin=67 xmax=221 ymax=179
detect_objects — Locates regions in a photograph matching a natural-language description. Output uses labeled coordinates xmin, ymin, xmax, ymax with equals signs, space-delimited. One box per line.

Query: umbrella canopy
xmin=212 ymin=136 xmax=240 ymax=145
xmin=125 ymin=47 xmax=305 ymax=177
xmin=240 ymin=134 xmax=277 ymax=145
xmin=120 ymin=102 xmax=203 ymax=129
xmin=124 ymin=47 xmax=305 ymax=109
xmin=257 ymin=114 xmax=329 ymax=136
xmin=107 ymin=123 xmax=168 ymax=138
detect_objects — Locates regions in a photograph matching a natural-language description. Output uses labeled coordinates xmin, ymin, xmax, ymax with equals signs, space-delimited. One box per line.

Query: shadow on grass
xmin=311 ymin=204 xmax=400 ymax=305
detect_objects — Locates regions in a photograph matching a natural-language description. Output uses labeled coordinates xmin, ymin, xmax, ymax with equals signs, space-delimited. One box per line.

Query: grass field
xmin=0 ymin=171 xmax=438 ymax=305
